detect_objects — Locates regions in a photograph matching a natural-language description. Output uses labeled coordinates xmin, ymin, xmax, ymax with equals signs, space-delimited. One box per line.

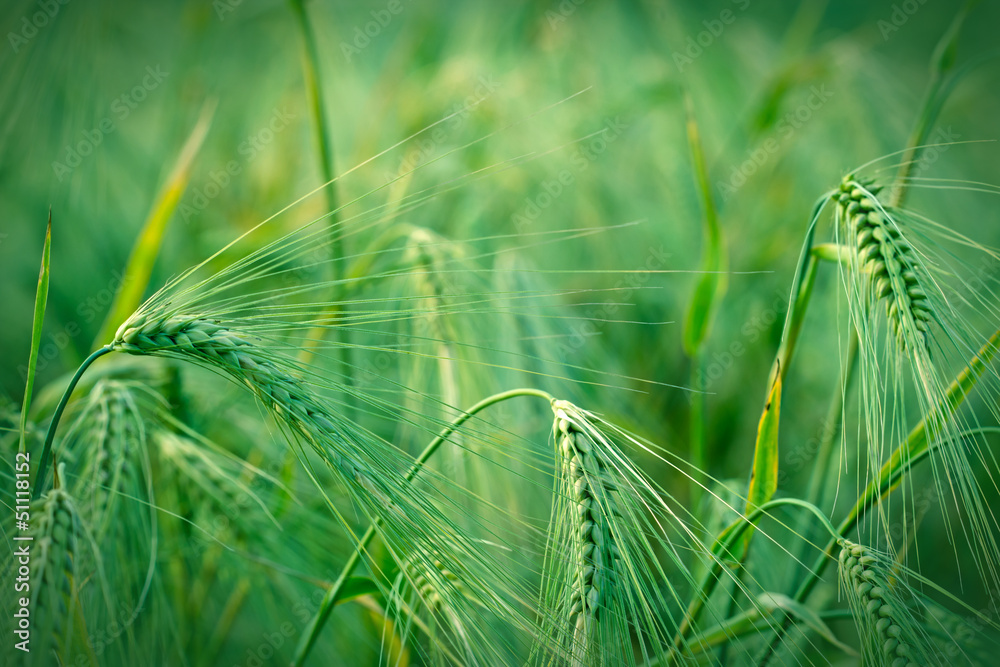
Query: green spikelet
xmin=404 ymin=552 xmax=465 ymax=614
xmin=113 ymin=315 xmax=383 ymax=499
xmin=553 ymin=401 xmax=622 ymax=666
xmin=838 ymin=539 xmax=928 ymax=667
xmin=399 ymin=547 xmax=479 ymax=664
xmin=834 ymin=175 xmax=933 ymax=351
xmin=30 ymin=488 xmax=82 ymax=662
xmin=84 ymin=384 xmax=142 ymax=534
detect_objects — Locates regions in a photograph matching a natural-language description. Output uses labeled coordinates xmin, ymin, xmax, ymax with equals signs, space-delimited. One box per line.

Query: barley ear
xmin=838 ymin=539 xmax=927 ymax=666
xmin=112 ymin=315 xmax=383 ymax=499
xmin=553 ymin=402 xmax=621 ymax=666
xmin=834 ymin=175 xmax=933 ymax=352
xmin=30 ymin=487 xmax=83 ymax=662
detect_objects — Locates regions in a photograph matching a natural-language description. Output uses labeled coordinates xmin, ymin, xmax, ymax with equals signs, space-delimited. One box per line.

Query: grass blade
xmin=19 ymin=210 xmax=52 ymax=456
xmin=744 ymin=366 xmax=781 ymax=547
xmin=681 ymin=91 xmax=725 ymax=355
xmin=682 ymin=91 xmax=726 ymax=517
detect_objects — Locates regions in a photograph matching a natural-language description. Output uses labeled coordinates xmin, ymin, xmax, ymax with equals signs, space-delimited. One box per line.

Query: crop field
xmin=2 ymin=1 xmax=1000 ymax=665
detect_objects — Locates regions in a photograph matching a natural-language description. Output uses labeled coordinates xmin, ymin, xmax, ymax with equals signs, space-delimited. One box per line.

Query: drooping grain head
xmin=112 ymin=314 xmax=381 ymax=497
xmin=403 ymin=550 xmax=466 ymax=613
xmin=153 ymin=429 xmax=277 ymax=543
xmin=31 ymin=488 xmax=82 ymax=660
xmin=553 ymin=401 xmax=621 ymax=665
xmin=81 ymin=383 xmax=143 ymax=532
xmin=834 ymin=175 xmax=933 ymax=352
xmin=838 ymin=539 xmax=927 ymax=666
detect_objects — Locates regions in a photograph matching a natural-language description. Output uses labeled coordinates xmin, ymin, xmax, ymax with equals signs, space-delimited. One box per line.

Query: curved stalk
xmin=292 ymin=387 xmax=554 ymax=666
xmin=33 ymin=345 xmax=114 ymax=500
xmin=662 ymin=498 xmax=838 ymax=666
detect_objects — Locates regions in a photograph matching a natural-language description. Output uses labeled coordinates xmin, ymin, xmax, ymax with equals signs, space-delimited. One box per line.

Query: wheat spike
xmin=403 ymin=552 xmax=465 ymax=613
xmin=83 ymin=384 xmax=142 ymax=532
xmin=834 ymin=175 xmax=933 ymax=351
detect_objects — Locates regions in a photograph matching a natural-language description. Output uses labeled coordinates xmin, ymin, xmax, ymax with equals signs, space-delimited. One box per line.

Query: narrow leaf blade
xmin=19 ymin=211 xmax=51 ymax=456
xmin=682 ymin=92 xmax=726 ymax=355
xmin=744 ymin=365 xmax=782 ymax=547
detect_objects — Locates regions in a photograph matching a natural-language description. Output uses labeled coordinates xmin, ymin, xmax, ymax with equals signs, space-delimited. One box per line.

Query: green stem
xmin=663 ymin=498 xmax=837 ymax=666
xmin=291 ymin=387 xmax=554 ymax=667
xmin=804 ymin=332 xmax=858 ymax=510
xmin=288 ymin=0 xmax=337 ymax=216
xmin=689 ymin=352 xmax=706 ymax=520
xmin=33 ymin=345 xmax=114 ymax=500
xmin=889 ymin=2 xmax=974 ymax=209
xmin=764 ymin=194 xmax=830 ymax=391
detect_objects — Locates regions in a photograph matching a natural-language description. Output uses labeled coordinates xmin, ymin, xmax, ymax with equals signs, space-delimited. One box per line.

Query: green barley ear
xmin=153 ymin=428 xmax=278 ymax=538
xmin=534 ymin=400 xmax=716 ymax=666
xmin=553 ymin=404 xmax=620 ymax=666
xmin=69 ymin=381 xmax=151 ymax=538
xmin=838 ymin=539 xmax=930 ymax=666
xmin=30 ymin=485 xmax=83 ymax=663
xmin=111 ymin=315 xmax=382 ymax=496
xmin=831 ymin=171 xmax=1000 ymax=593
xmin=403 ymin=228 xmax=465 ymax=461
xmin=834 ymin=175 xmax=932 ymax=352
xmin=113 ymin=314 xmax=558 ymax=664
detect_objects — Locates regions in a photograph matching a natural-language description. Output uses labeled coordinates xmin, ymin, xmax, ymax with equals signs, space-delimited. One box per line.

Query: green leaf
xmin=743 ymin=366 xmax=781 ymax=549
xmin=19 ymin=211 xmax=51 ymax=456
xmin=94 ymin=102 xmax=215 ymax=346
xmin=334 ymin=576 xmax=380 ymax=605
xmin=681 ymin=91 xmax=726 ymax=356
